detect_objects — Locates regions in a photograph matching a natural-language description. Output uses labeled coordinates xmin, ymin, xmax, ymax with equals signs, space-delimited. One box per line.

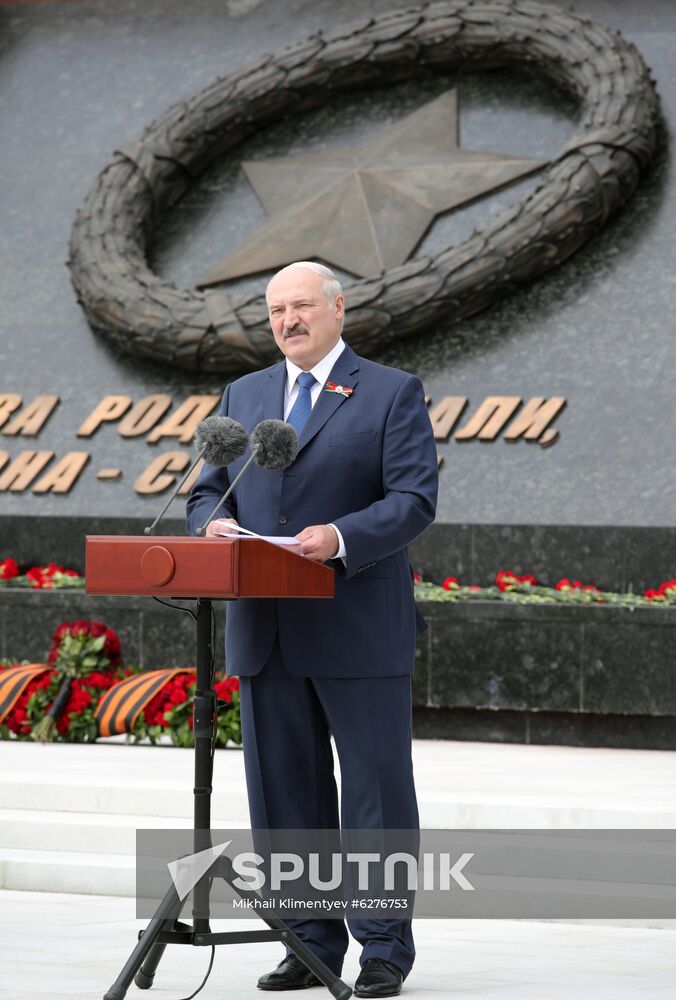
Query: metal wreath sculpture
xmin=68 ymin=0 xmax=660 ymax=374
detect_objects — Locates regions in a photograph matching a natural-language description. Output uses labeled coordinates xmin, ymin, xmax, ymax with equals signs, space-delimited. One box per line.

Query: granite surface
xmin=0 ymin=0 xmax=674 ymax=525
xmin=411 ymin=521 xmax=676 ymax=591
xmin=0 ymin=587 xmax=225 ymax=671
xmin=412 ymin=706 xmax=676 ymax=749
xmin=3 ymin=514 xmax=675 ymax=592
xmin=3 ymin=591 xmax=675 ymax=750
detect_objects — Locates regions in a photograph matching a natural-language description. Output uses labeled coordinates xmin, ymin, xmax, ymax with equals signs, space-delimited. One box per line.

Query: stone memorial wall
xmin=1 ymin=0 xmax=675 ymax=745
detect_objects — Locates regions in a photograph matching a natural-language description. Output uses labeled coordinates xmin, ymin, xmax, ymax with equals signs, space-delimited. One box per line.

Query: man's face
xmin=267 ymin=267 xmax=344 ymax=371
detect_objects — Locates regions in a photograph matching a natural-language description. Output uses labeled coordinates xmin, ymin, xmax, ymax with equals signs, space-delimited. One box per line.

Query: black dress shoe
xmin=257 ymin=954 xmax=323 ymax=991
xmin=354 ymin=959 xmax=404 ymax=997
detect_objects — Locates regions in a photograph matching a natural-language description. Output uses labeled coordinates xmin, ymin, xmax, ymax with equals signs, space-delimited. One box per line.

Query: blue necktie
xmin=287 ymin=371 xmax=316 ymax=437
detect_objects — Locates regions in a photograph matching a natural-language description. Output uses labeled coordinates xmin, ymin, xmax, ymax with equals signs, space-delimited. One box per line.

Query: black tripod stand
xmin=103 ymin=598 xmax=352 ymax=1000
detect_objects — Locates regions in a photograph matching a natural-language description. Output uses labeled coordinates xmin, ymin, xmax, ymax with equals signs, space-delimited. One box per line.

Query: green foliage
xmin=415 ymin=580 xmax=676 ymax=608
xmin=216 ymin=689 xmax=242 ymax=747
xmin=56 ymin=634 xmax=108 ymax=677
xmin=0 ymin=574 xmax=85 ymax=590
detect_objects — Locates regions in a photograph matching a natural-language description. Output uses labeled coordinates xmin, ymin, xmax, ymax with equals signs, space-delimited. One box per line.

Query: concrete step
xmin=0 ymin=808 xmax=249 ymax=855
xmin=2 ymin=736 xmax=675 ymax=896
xmin=0 ymin=740 xmax=250 ymax=819
xmin=0 ymin=777 xmax=250 ymax=821
xmin=0 ymin=808 xmax=173 ymax=856
xmin=0 ymin=741 xmax=252 ymax=893
xmin=4 ymin=738 xmax=676 ymax=825
xmin=0 ymin=847 xmax=136 ymax=896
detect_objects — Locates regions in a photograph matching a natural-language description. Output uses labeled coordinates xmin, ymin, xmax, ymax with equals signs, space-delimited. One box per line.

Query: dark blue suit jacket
xmin=185 ymin=344 xmax=438 ymax=678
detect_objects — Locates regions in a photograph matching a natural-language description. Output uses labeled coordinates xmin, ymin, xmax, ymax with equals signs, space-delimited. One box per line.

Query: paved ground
xmin=2 ymin=889 xmax=676 ymax=1000
xmin=2 ymin=737 xmax=676 ymax=998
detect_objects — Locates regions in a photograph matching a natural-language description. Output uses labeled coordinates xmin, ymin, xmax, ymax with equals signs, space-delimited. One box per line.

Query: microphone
xmin=251 ymin=419 xmax=300 ymax=469
xmin=196 ymin=415 xmax=250 ymax=467
xmin=196 ymin=419 xmax=299 ymax=536
xmin=144 ymin=416 xmax=248 ymax=535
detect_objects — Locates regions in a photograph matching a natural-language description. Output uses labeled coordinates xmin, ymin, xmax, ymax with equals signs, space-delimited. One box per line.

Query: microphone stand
xmin=145 ymin=443 xmax=207 ymax=536
xmin=103 ymin=593 xmax=351 ymax=1000
xmin=196 ymin=446 xmax=259 ymax=536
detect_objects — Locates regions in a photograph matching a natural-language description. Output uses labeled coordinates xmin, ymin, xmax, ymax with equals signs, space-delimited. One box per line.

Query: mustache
xmin=283 ymin=323 xmax=309 ymax=338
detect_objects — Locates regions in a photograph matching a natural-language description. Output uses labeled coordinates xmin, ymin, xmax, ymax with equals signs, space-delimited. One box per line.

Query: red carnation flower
xmin=12 ymin=707 xmax=28 ymax=727
xmin=0 ymin=557 xmax=20 ymax=580
xmin=556 ymin=578 xmax=601 ymax=595
xmin=69 ymin=688 xmax=92 ymax=712
xmin=56 ymin=713 xmax=71 ymax=735
xmin=215 ymin=677 xmax=239 ymax=703
xmin=142 ymin=673 xmax=194 ymax=729
xmin=496 ymin=570 xmax=538 ymax=591
xmin=644 ymin=580 xmax=676 ymax=600
xmin=26 ymin=563 xmax=67 ymax=589
xmin=84 ymin=671 xmax=116 ymax=690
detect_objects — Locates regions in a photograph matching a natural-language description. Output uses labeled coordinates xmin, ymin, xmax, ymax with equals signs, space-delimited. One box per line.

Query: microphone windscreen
xmin=251 ymin=419 xmax=299 ymax=470
xmin=195 ymin=416 xmax=249 ymax=467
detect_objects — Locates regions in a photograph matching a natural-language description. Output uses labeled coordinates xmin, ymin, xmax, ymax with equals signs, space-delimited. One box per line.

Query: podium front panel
xmin=85 ymin=535 xmax=334 ymax=599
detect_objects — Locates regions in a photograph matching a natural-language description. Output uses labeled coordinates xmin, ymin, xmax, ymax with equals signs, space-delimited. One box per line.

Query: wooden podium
xmin=85 ymin=534 xmax=335 ymax=600
xmin=85 ymin=534 xmax=350 ymax=1000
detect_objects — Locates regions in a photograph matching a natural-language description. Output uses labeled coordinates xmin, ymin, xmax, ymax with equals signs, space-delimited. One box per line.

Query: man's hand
xmin=205 ymin=517 xmax=239 ymax=538
xmin=296 ymin=524 xmax=339 ymax=562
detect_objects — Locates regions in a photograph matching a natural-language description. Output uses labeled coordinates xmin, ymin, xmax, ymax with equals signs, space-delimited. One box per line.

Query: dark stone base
xmin=0 ymin=588 xmax=219 ymax=670
xmin=2 ymin=587 xmax=675 ymax=752
xmin=414 ymin=599 xmax=676 ymax=718
xmin=413 ymin=706 xmax=676 ymax=751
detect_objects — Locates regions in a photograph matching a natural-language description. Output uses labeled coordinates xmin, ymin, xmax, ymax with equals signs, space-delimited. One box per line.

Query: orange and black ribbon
xmin=0 ymin=664 xmax=52 ymax=724
xmin=95 ymin=668 xmax=194 ymax=737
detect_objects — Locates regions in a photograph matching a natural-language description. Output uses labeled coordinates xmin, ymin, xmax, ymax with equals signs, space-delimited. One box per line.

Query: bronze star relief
xmin=197 ymin=90 xmax=547 ymax=285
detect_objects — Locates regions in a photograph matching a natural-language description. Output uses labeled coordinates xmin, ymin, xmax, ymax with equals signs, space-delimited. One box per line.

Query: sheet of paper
xmin=213 ymin=529 xmax=301 ymax=548
xmin=258 ymin=536 xmax=302 ymax=547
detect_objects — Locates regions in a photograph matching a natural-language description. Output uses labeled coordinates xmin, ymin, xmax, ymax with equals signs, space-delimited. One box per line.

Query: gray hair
xmin=266 ymin=261 xmax=344 ymax=312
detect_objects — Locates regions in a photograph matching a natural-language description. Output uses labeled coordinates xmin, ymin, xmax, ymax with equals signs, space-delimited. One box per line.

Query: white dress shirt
xmin=283 ymin=337 xmax=347 ymax=561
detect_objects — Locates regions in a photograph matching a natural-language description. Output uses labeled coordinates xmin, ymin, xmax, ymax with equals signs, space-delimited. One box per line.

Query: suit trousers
xmin=238 ymin=636 xmax=419 ymax=978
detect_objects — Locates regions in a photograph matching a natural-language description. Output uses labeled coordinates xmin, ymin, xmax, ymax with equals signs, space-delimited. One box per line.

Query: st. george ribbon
xmin=144 ymin=415 xmax=249 ymax=535
xmin=196 ymin=419 xmax=299 ymax=537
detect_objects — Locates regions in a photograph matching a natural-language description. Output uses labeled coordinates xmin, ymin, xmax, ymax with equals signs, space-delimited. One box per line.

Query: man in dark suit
xmin=186 ymin=261 xmax=438 ymax=997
